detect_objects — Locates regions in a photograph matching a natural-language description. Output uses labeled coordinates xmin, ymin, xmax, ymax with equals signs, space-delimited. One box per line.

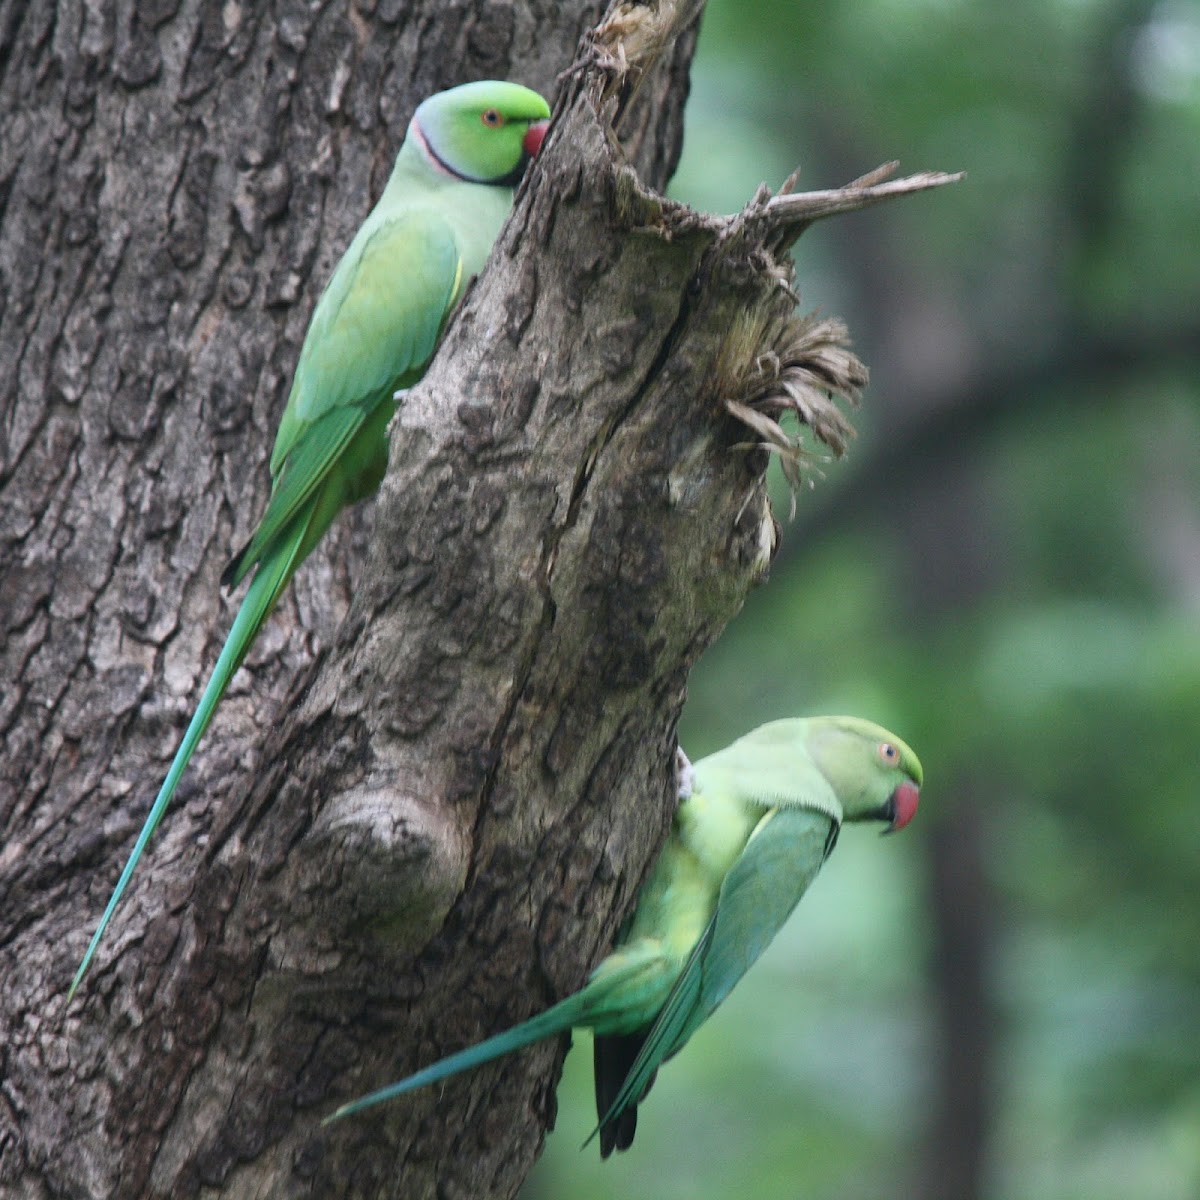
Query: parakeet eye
xmin=481 ymin=108 xmax=503 ymax=127
xmin=878 ymin=742 xmax=899 ymax=764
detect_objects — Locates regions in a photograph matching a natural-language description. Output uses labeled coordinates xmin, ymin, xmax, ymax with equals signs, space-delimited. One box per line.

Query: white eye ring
xmin=878 ymin=742 xmax=899 ymax=763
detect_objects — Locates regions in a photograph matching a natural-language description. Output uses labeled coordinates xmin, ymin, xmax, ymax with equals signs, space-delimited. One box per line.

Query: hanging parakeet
xmin=324 ymin=715 xmax=922 ymax=1156
xmin=69 ymin=81 xmax=552 ymax=1000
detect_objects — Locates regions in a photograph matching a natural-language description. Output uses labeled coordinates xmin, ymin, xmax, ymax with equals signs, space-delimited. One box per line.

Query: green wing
xmin=590 ymin=804 xmax=838 ymax=1144
xmin=225 ymin=211 xmax=462 ymax=587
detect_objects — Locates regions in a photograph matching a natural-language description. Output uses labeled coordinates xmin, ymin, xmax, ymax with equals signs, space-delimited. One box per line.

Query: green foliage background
xmin=523 ymin=1 xmax=1200 ymax=1197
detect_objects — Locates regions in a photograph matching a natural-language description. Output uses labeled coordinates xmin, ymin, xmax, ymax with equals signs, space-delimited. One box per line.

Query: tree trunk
xmin=0 ymin=2 xmax=952 ymax=1196
xmin=916 ymin=792 xmax=997 ymax=1200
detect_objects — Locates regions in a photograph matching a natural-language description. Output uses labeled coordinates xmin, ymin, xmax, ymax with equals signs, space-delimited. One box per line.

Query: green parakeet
xmin=69 ymin=81 xmax=552 ymax=1000
xmin=324 ymin=715 xmax=922 ymax=1156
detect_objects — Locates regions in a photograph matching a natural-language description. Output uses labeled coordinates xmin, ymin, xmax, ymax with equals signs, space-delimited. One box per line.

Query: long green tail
xmin=323 ymin=989 xmax=597 ymax=1124
xmin=68 ymin=514 xmax=312 ymax=1000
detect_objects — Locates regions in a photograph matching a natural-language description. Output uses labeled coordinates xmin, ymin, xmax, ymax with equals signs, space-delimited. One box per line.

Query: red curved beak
xmin=523 ymin=120 xmax=549 ymax=158
xmin=886 ymin=781 xmax=920 ymax=833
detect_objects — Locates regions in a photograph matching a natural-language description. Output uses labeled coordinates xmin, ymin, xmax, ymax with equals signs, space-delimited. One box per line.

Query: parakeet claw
xmin=675 ymin=746 xmax=695 ymax=801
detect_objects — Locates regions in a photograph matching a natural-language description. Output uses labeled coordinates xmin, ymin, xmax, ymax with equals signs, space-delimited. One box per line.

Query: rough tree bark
xmin=0 ymin=2 xmax=954 ymax=1197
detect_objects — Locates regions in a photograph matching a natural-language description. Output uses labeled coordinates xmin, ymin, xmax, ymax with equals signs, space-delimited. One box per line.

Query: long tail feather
xmin=68 ymin=511 xmax=313 ymax=1000
xmin=323 ymin=990 xmax=595 ymax=1125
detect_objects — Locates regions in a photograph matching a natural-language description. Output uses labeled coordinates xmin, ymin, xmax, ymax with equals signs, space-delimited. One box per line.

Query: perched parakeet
xmin=325 ymin=716 xmax=922 ymax=1156
xmin=69 ymin=81 xmax=552 ymax=1000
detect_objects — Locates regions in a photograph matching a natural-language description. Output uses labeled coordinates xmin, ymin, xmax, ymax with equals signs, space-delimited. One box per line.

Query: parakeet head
xmin=410 ymin=80 xmax=551 ymax=186
xmin=807 ymin=716 xmax=922 ymax=832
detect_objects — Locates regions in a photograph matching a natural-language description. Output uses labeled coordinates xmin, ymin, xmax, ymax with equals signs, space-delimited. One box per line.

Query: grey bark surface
xmin=0 ymin=2 xmax=953 ymax=1197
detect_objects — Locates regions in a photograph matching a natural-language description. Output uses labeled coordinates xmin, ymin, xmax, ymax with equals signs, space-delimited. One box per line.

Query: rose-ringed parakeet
xmin=68 ymin=81 xmax=552 ymax=1000
xmin=324 ymin=716 xmax=922 ymax=1156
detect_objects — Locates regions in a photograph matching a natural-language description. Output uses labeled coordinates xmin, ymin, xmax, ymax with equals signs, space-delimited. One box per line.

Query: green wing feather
xmin=274 ymin=211 xmax=462 ymax=461
xmin=226 ymin=213 xmax=461 ymax=587
xmin=588 ymin=805 xmax=838 ymax=1145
